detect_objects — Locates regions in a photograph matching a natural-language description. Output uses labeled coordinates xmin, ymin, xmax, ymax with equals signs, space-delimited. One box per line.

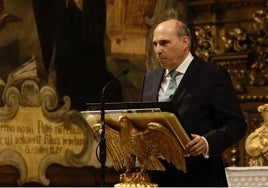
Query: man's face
xmin=152 ymin=20 xmax=188 ymax=71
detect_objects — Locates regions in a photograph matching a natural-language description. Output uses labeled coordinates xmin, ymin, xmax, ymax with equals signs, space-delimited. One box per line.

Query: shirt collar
xmin=176 ymin=52 xmax=194 ymax=74
xmin=164 ymin=52 xmax=194 ymax=76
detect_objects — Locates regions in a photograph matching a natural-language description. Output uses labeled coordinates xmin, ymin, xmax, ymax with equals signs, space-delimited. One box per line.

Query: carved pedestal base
xmin=114 ymin=182 xmax=158 ymax=188
xmin=114 ymin=172 xmax=158 ymax=188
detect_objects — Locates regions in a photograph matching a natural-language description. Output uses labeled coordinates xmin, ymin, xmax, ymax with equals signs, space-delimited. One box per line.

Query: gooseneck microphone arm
xmin=99 ymin=67 xmax=129 ymax=186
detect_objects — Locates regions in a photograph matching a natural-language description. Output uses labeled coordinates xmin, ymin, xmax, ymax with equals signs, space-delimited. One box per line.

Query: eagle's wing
xmin=91 ymin=123 xmax=125 ymax=171
xmin=144 ymin=122 xmax=187 ymax=173
xmin=105 ymin=124 xmax=125 ymax=170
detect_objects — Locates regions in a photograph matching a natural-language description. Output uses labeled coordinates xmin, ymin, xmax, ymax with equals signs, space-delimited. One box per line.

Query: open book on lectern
xmin=83 ymin=101 xmax=192 ymax=149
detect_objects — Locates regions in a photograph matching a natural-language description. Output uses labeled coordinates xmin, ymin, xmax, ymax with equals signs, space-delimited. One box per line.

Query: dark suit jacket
xmin=140 ymin=57 xmax=247 ymax=187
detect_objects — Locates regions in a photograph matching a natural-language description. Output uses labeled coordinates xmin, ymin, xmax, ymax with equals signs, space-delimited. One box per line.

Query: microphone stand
xmin=100 ymin=91 xmax=106 ymax=187
xmin=99 ymin=68 xmax=129 ymax=187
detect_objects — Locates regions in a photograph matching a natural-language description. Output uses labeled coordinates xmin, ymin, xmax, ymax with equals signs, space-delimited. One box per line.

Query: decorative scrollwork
xmin=40 ymin=85 xmax=71 ymax=122
xmin=194 ymin=25 xmax=215 ymax=61
xmin=0 ymin=86 xmax=20 ymax=121
xmin=249 ymin=10 xmax=268 ymax=86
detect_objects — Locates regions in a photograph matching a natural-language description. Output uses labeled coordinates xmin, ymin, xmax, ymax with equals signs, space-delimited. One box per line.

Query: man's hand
xmin=186 ymin=134 xmax=207 ymax=156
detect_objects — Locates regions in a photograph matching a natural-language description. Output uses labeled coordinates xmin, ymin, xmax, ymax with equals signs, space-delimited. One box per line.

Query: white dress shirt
xmin=158 ymin=52 xmax=193 ymax=97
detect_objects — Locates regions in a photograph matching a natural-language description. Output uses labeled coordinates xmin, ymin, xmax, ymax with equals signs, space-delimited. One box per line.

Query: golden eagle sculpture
xmin=87 ymin=112 xmax=189 ymax=187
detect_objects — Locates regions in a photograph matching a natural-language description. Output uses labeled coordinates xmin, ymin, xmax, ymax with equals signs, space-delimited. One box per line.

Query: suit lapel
xmin=171 ymin=58 xmax=203 ymax=104
xmin=151 ymin=68 xmax=165 ymax=101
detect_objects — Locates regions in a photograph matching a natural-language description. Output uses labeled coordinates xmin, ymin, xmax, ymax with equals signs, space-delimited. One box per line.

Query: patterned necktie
xmin=159 ymin=70 xmax=179 ymax=102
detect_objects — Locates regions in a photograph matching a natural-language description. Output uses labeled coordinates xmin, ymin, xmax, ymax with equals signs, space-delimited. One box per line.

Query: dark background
xmin=33 ymin=0 xmax=123 ymax=111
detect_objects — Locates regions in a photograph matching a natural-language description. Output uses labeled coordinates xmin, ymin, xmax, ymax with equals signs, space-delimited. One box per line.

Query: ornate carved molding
xmin=0 ymin=57 xmax=96 ymax=185
xmin=195 ymin=9 xmax=268 ymax=89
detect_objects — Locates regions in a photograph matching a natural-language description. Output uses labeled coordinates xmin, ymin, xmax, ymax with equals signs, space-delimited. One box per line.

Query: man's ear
xmin=182 ymin=36 xmax=190 ymax=50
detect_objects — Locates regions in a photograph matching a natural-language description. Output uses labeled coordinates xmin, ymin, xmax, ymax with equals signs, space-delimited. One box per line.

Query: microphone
xmin=99 ymin=67 xmax=129 ymax=186
xmin=100 ymin=67 xmax=129 ymax=122
xmin=101 ymin=67 xmax=129 ymax=98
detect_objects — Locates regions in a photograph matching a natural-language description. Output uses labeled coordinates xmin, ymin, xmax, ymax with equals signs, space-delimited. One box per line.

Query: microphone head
xmin=121 ymin=67 xmax=129 ymax=75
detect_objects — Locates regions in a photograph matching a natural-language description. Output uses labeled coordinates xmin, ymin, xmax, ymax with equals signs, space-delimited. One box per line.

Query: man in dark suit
xmin=140 ymin=18 xmax=247 ymax=187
